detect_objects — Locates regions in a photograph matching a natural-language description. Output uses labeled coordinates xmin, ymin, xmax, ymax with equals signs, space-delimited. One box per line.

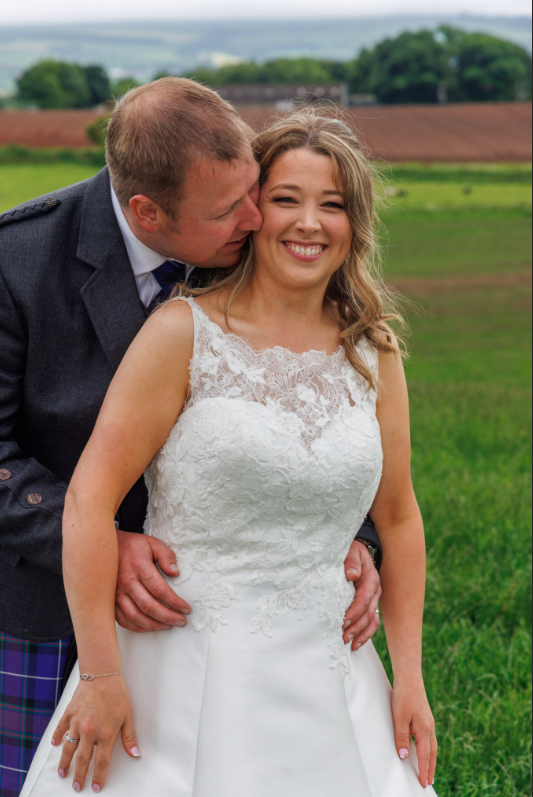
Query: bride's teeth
xmin=285 ymin=243 xmax=324 ymax=256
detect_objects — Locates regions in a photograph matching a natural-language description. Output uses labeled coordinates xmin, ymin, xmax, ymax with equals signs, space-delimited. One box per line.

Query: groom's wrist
xmin=355 ymin=515 xmax=382 ymax=571
xmin=354 ymin=538 xmax=377 ymax=565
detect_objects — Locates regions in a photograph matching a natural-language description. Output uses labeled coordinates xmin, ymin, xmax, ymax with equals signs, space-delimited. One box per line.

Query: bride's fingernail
xmin=51 ymin=738 xmax=56 ymax=746
xmin=399 ymin=748 xmax=409 ymax=759
xmin=131 ymin=747 xmax=141 ymax=757
xmin=73 ymin=783 xmax=81 ymax=792
xmin=58 ymin=769 xmax=65 ymax=778
xmin=93 ymin=785 xmax=101 ymax=793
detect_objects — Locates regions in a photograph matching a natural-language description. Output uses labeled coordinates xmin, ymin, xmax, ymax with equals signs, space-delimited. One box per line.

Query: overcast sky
xmin=3 ymin=0 xmax=532 ymax=25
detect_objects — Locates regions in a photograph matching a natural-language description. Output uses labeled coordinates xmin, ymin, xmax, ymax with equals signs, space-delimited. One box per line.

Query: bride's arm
xmin=370 ymin=340 xmax=437 ymax=790
xmin=50 ymin=301 xmax=194 ymax=794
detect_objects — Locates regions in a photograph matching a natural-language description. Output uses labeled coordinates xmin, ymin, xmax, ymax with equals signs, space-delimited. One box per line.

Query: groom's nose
xmin=237 ymin=194 xmax=263 ymax=232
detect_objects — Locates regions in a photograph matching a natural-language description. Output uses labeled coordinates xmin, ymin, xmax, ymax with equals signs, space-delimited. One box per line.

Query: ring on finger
xmin=65 ymin=732 xmax=80 ymax=744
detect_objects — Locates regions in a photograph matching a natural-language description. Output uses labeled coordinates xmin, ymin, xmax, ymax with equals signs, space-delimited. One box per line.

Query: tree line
xmin=7 ymin=26 xmax=531 ymax=110
xmin=187 ymin=28 xmax=532 ymax=104
xmin=13 ymin=63 xmax=138 ymax=110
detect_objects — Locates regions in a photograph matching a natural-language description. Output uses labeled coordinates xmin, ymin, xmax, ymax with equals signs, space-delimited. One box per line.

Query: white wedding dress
xmin=22 ymin=298 xmax=436 ymax=796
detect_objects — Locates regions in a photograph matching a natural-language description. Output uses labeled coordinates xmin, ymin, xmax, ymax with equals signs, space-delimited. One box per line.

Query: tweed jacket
xmin=0 ymin=167 xmax=381 ymax=642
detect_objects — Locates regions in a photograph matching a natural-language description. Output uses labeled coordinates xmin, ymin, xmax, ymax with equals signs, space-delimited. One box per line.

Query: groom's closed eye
xmin=213 ymin=180 xmax=261 ymax=220
xmin=213 ymin=200 xmax=240 ymax=219
xmin=216 ymin=207 xmax=236 ymax=219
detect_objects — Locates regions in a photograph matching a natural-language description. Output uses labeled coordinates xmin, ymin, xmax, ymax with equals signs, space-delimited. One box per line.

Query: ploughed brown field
xmin=0 ymin=102 xmax=531 ymax=162
xmin=0 ymin=109 xmax=102 ymax=149
xmin=242 ymin=102 xmax=533 ymax=163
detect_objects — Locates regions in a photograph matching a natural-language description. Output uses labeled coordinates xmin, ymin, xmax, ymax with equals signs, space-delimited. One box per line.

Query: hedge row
xmin=0 ymin=144 xmax=106 ymax=166
xmin=0 ymin=146 xmax=530 ymax=185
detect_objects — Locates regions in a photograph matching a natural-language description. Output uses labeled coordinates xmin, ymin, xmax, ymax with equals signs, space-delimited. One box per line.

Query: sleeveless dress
xmin=22 ymin=298 xmax=436 ymax=797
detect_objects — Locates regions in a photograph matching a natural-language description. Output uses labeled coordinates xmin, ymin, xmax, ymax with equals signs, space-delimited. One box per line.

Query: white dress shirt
xmin=110 ymin=183 xmax=194 ymax=308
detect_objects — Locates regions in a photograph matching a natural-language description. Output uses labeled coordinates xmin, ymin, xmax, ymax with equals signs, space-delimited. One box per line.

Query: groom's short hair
xmin=106 ymin=77 xmax=254 ymax=219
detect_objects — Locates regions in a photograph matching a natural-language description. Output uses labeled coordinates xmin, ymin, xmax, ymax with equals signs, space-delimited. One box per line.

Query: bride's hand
xmin=51 ymin=676 xmax=139 ymax=793
xmin=392 ymin=675 xmax=437 ymax=789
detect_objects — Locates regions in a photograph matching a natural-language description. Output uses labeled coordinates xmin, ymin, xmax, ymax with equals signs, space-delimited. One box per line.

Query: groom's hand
xmin=342 ymin=540 xmax=382 ymax=650
xmin=115 ymin=531 xmax=191 ymax=633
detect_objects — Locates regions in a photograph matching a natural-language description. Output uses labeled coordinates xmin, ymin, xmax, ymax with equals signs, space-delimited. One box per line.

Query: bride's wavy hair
xmin=180 ymin=108 xmax=406 ymax=390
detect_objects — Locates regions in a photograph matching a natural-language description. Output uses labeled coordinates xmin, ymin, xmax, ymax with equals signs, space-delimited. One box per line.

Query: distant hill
xmin=0 ymin=15 xmax=531 ymax=94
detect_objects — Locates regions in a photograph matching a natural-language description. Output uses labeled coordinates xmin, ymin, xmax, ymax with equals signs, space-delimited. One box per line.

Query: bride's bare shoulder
xmin=138 ymin=297 xmax=195 ymax=355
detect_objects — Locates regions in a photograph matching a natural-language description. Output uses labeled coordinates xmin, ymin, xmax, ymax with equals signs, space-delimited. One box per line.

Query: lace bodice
xmin=145 ymin=298 xmax=383 ymax=672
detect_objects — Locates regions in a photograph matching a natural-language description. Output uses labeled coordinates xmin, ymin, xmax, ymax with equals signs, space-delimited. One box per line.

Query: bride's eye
xmin=324 ymin=201 xmax=345 ymax=210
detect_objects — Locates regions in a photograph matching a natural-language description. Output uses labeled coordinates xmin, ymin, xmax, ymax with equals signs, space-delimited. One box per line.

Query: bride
xmin=22 ymin=110 xmax=437 ymax=796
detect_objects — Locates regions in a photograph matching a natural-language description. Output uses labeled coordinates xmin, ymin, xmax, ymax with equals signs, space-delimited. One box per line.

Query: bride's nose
xmin=295 ymin=203 xmax=321 ymax=235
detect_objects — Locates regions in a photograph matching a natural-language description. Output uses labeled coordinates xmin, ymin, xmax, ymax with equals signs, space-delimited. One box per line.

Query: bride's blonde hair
xmin=180 ymin=108 xmax=406 ymax=390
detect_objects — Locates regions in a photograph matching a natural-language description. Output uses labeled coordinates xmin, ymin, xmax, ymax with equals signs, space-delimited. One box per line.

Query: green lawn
xmin=376 ymin=261 xmax=532 ymax=795
xmin=386 ymin=181 xmax=532 ymax=211
xmin=0 ymin=163 xmax=100 ymax=212
xmin=0 ymin=163 xmax=531 ymax=795
xmin=374 ymin=173 xmax=532 ymax=795
xmin=382 ymin=208 xmax=531 ymax=280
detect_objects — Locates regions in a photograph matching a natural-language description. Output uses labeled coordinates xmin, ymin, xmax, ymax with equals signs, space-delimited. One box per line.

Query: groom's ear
xmin=128 ymin=195 xmax=165 ymax=233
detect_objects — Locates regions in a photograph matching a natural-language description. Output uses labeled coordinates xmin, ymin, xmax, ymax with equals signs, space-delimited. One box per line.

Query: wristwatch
xmin=354 ymin=537 xmax=377 ymax=564
xmin=365 ymin=543 xmax=377 ymax=564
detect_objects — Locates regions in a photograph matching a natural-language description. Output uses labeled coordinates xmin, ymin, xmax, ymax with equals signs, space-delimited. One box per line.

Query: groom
xmin=0 ymin=78 xmax=382 ymax=795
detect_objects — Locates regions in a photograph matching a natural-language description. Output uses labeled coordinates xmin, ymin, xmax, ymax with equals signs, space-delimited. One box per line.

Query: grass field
xmin=388 ymin=182 xmax=532 ymax=211
xmin=0 ymin=163 xmax=98 ymax=212
xmin=0 ymin=163 xmax=531 ymax=795
xmin=379 ymin=171 xmax=532 ymax=795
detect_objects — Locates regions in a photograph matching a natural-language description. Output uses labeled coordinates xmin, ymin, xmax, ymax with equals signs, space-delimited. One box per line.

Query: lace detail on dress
xmin=145 ymin=297 xmax=383 ymax=674
xmin=183 ymin=298 xmax=378 ymax=453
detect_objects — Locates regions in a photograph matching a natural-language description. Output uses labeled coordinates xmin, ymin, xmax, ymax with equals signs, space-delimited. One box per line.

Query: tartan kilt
xmin=0 ymin=632 xmax=73 ymax=797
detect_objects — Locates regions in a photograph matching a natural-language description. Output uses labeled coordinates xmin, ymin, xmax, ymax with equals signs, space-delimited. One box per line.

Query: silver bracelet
xmin=80 ymin=671 xmax=123 ymax=682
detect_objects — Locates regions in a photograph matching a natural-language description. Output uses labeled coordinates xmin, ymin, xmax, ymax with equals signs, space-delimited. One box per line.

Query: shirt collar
xmin=110 ymin=182 xmax=166 ymax=277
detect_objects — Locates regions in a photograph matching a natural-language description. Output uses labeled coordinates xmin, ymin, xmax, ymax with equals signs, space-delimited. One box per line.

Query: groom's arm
xmin=0 ymin=267 xmax=66 ymax=575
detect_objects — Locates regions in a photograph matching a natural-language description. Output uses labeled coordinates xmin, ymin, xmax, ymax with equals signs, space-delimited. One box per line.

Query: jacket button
xmin=0 ymin=469 xmax=11 ymax=481
xmin=44 ymin=197 xmax=57 ymax=207
xmin=27 ymin=493 xmax=43 ymax=506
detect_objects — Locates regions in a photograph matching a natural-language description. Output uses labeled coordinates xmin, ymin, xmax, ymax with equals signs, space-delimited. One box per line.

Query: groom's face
xmin=146 ymin=154 xmax=263 ymax=269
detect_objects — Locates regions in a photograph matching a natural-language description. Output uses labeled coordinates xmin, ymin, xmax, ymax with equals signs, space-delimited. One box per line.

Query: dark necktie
xmin=149 ymin=260 xmax=188 ymax=310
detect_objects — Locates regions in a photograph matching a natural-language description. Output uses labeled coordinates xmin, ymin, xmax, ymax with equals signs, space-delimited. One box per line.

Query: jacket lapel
xmin=77 ymin=168 xmax=146 ymax=371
